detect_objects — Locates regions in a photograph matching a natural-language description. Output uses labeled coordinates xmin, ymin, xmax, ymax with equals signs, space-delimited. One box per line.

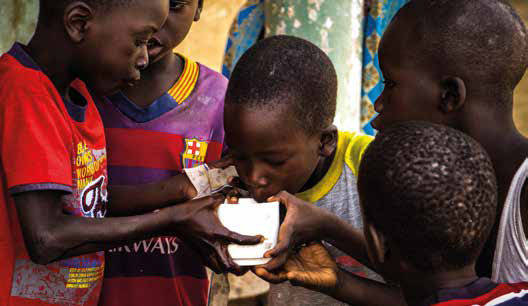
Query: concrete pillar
xmin=0 ymin=0 xmax=38 ymax=53
xmin=265 ymin=0 xmax=365 ymax=132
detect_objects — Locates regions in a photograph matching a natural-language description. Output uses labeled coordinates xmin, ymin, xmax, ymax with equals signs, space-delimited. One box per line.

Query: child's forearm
xmin=14 ymin=190 xmax=189 ymax=264
xmin=322 ymin=214 xmax=373 ymax=270
xmin=328 ymin=269 xmax=405 ymax=306
xmin=13 ymin=190 xmax=258 ymax=268
xmin=107 ymin=173 xmax=197 ymax=216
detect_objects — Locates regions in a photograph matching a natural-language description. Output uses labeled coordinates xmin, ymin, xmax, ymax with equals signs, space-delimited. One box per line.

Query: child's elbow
xmin=25 ymin=230 xmax=61 ymax=265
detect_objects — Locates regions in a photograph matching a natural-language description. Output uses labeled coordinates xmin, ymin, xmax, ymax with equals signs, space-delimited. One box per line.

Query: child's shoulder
xmin=196 ymin=61 xmax=228 ymax=89
xmin=175 ymin=54 xmax=228 ymax=104
xmin=0 ymin=48 xmax=52 ymax=98
xmin=338 ymin=130 xmax=374 ymax=177
xmin=0 ymin=54 xmax=41 ymax=84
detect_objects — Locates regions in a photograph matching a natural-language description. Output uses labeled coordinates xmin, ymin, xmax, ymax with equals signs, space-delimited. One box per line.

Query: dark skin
xmin=100 ymin=0 xmax=255 ymax=273
xmin=224 ymin=104 xmax=373 ymax=271
xmin=104 ymin=0 xmax=202 ymax=215
xmin=256 ymin=1 xmax=528 ymax=303
xmin=14 ymin=0 xmax=260 ymax=273
xmin=224 ymin=104 xmax=338 ymax=203
xmin=372 ymin=5 xmax=528 ymax=278
xmin=122 ymin=0 xmax=202 ymax=108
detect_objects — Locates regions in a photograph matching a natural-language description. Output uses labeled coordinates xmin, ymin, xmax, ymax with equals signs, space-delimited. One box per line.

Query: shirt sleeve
xmin=344 ymin=132 xmax=374 ymax=177
xmin=0 ymin=79 xmax=74 ymax=195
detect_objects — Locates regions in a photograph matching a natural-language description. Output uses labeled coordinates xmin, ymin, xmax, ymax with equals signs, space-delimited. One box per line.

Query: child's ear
xmin=365 ymin=222 xmax=389 ymax=266
xmin=194 ymin=0 xmax=203 ymax=22
xmin=319 ymin=125 xmax=338 ymax=157
xmin=439 ymin=76 xmax=466 ymax=113
xmin=64 ymin=2 xmax=94 ymax=43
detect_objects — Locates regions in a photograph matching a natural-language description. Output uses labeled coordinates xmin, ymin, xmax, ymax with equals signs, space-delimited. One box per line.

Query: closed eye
xmin=263 ymin=158 xmax=288 ymax=166
xmin=170 ymin=0 xmax=189 ymax=10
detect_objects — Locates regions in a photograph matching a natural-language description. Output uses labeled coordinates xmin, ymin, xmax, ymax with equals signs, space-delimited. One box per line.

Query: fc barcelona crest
xmin=182 ymin=138 xmax=209 ymax=168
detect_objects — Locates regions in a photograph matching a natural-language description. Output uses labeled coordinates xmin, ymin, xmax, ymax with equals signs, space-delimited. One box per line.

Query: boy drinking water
xmin=271 ymin=122 xmax=528 ymax=306
xmin=0 ymin=1 xmax=258 ymax=304
xmin=223 ymin=35 xmax=376 ymax=306
xmin=259 ymin=0 xmax=528 ymax=285
xmin=96 ymin=0 xmax=229 ymax=305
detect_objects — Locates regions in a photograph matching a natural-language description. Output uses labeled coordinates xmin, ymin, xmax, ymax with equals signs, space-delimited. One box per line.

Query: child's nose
xmin=136 ymin=48 xmax=149 ymax=71
xmin=247 ymin=166 xmax=268 ymax=187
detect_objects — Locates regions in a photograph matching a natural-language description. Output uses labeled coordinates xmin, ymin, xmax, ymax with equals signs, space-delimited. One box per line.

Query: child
xmin=371 ymin=0 xmax=528 ymax=281
xmin=260 ymin=0 xmax=528 ymax=283
xmin=264 ymin=121 xmax=528 ymax=306
xmin=0 ymin=1 xmax=258 ymax=304
xmin=95 ymin=0 xmax=228 ymax=305
xmin=223 ymin=35 xmax=376 ymax=306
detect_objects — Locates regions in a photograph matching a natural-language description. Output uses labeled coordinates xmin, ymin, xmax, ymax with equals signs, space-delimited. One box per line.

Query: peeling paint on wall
xmin=265 ymin=0 xmax=365 ymax=132
xmin=0 ymin=0 xmax=38 ymax=54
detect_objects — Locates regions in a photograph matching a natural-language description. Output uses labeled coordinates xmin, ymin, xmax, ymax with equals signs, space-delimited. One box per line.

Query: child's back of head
xmin=225 ymin=35 xmax=337 ymax=135
xmin=372 ymin=1 xmax=528 ymax=279
xmin=358 ymin=121 xmax=497 ymax=274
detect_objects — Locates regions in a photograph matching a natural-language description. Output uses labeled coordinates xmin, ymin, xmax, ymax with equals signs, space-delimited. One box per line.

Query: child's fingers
xmin=260 ymin=251 xmax=290 ymax=272
xmin=265 ymin=224 xmax=293 ymax=258
xmin=253 ymin=267 xmax=288 ymax=284
xmin=267 ymin=191 xmax=295 ymax=207
xmin=224 ymin=230 xmax=263 ymax=245
xmin=207 ymin=155 xmax=234 ymax=169
xmin=287 ymin=269 xmax=337 ymax=289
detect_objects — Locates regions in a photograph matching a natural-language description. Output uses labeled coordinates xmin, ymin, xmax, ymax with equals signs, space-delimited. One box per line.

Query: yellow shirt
xmin=296 ymin=131 xmax=373 ymax=202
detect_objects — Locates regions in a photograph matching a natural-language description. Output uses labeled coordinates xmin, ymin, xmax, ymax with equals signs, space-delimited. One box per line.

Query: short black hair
xmin=396 ymin=0 xmax=527 ymax=108
xmin=225 ymin=35 xmax=337 ymax=134
xmin=358 ymin=121 xmax=497 ymax=272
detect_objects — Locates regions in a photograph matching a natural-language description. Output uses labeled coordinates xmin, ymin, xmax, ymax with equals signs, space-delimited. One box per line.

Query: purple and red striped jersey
xmin=96 ymin=55 xmax=227 ymax=306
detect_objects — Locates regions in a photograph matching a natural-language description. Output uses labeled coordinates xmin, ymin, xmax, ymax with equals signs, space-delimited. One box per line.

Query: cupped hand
xmin=254 ymin=242 xmax=338 ymax=291
xmin=260 ymin=191 xmax=333 ymax=272
xmin=175 ymin=193 xmax=262 ymax=274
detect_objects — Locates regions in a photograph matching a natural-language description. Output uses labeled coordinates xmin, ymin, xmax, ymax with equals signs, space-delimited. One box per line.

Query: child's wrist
xmin=182 ymin=175 xmax=198 ymax=199
xmin=322 ymin=268 xmax=344 ymax=298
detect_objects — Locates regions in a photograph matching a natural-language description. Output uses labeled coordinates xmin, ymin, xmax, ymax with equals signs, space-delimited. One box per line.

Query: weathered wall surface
xmin=0 ymin=0 xmax=38 ymax=53
xmin=265 ymin=0 xmax=365 ymax=132
xmin=512 ymin=0 xmax=528 ymax=136
xmin=0 ymin=0 xmax=526 ymax=133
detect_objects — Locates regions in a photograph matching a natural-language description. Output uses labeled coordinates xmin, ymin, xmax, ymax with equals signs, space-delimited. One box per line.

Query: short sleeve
xmin=0 ymin=78 xmax=73 ymax=194
xmin=344 ymin=133 xmax=374 ymax=177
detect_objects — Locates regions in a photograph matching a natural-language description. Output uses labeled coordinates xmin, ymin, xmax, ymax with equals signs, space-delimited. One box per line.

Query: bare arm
xmin=14 ymin=190 xmax=260 ymax=273
xmin=107 ymin=156 xmax=238 ymax=217
xmin=320 ymin=214 xmax=371 ymax=269
xmin=329 ymin=270 xmax=405 ymax=306
xmin=255 ymin=243 xmax=404 ymax=306
xmin=262 ymin=191 xmax=372 ymax=272
xmin=107 ymin=173 xmax=197 ymax=217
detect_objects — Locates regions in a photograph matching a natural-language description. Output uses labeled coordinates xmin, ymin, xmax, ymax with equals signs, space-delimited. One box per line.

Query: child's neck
xmin=401 ymin=265 xmax=478 ymax=306
xmin=299 ymin=146 xmax=337 ymax=192
xmin=121 ymin=52 xmax=183 ymax=108
xmin=26 ymin=26 xmax=76 ymax=99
